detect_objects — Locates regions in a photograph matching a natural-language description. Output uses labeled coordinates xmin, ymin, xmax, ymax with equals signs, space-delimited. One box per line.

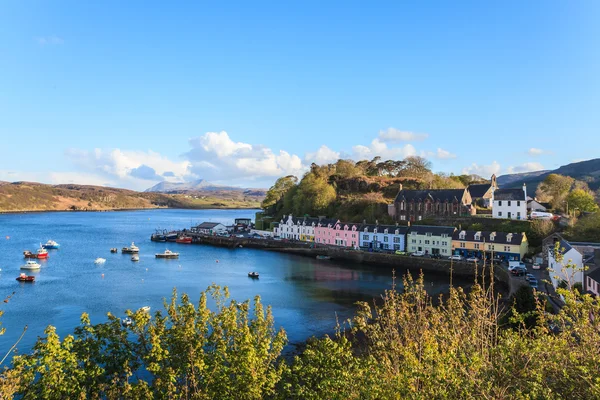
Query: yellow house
xmin=451 ymin=230 xmax=528 ymax=261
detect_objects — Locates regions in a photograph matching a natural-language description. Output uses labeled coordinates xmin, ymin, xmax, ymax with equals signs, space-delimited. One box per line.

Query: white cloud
xmin=462 ymin=161 xmax=501 ymax=177
xmin=527 ymin=148 xmax=549 ymax=156
xmin=36 ymin=36 xmax=64 ymax=45
xmin=350 ymin=139 xmax=417 ymax=161
xmin=505 ymin=162 xmax=544 ymax=174
xmin=378 ymin=127 xmax=428 ymax=142
xmin=305 ymin=145 xmax=340 ymax=165
xmin=422 ymin=148 xmax=457 ymax=160
xmin=184 ymin=131 xmax=306 ymax=183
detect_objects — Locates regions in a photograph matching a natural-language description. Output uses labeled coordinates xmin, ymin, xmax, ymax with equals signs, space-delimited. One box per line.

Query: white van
xmin=530 ymin=211 xmax=554 ymax=220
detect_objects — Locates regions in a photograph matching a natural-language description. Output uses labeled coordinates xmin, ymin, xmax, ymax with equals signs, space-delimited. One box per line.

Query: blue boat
xmin=42 ymin=240 xmax=60 ymax=249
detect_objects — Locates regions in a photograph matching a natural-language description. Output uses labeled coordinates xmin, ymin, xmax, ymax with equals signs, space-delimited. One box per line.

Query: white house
xmin=275 ymin=215 xmax=319 ymax=241
xmin=492 ymin=184 xmax=527 ymax=220
xmin=548 ymin=239 xmax=585 ymax=290
xmin=359 ymin=224 xmax=408 ymax=251
xmin=192 ymin=222 xmax=227 ymax=235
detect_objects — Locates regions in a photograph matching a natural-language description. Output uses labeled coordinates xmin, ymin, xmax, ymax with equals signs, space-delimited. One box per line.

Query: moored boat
xmin=155 ymin=249 xmax=179 ymax=259
xmin=248 ymin=272 xmax=259 ymax=278
xmin=21 ymin=260 xmax=41 ymax=270
xmin=110 ymin=248 xmax=118 ymax=253
xmin=94 ymin=257 xmax=106 ymax=264
xmin=175 ymin=236 xmax=192 ymax=244
xmin=42 ymin=240 xmax=60 ymax=249
xmin=151 ymin=232 xmax=167 ymax=242
xmin=122 ymin=317 xmax=132 ymax=326
xmin=166 ymin=232 xmax=178 ymax=242
xmin=140 ymin=306 xmax=151 ymax=313
xmin=122 ymin=242 xmax=139 ymax=254
xmin=131 ymin=255 xmax=139 ymax=262
xmin=316 ymin=255 xmax=331 ymax=260
xmin=23 ymin=248 xmax=49 ymax=259
xmin=16 ymin=273 xmax=35 ymax=282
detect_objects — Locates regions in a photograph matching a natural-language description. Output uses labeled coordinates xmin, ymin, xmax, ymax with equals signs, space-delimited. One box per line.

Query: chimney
xmin=523 ymin=183 xmax=527 ymax=199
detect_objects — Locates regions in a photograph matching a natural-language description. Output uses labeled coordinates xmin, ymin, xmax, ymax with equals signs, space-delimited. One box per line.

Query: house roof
xmin=408 ymin=225 xmax=456 ymax=236
xmin=587 ymin=266 xmax=600 ymax=283
xmin=493 ymin=188 xmax=525 ymax=201
xmin=467 ymin=183 xmax=492 ymax=199
xmin=394 ymin=188 xmax=468 ymax=203
xmin=316 ymin=218 xmax=339 ymax=227
xmin=452 ymin=230 xmax=525 ymax=245
xmin=196 ymin=222 xmax=224 ymax=229
xmin=361 ymin=224 xmax=409 ymax=234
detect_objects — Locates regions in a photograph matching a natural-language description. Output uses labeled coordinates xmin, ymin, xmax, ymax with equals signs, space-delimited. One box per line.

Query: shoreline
xmin=0 ymin=206 xmax=261 ymax=215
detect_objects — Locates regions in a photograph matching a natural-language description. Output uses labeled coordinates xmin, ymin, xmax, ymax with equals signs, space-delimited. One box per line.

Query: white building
xmin=492 ymin=184 xmax=527 ymax=220
xmin=192 ymin=222 xmax=227 ymax=235
xmin=548 ymin=239 xmax=584 ymax=290
xmin=359 ymin=224 xmax=408 ymax=251
xmin=275 ymin=215 xmax=319 ymax=241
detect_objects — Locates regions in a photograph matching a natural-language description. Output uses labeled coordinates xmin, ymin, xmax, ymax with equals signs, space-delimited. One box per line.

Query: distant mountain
xmin=497 ymin=158 xmax=600 ymax=191
xmin=145 ymin=179 xmax=243 ymax=193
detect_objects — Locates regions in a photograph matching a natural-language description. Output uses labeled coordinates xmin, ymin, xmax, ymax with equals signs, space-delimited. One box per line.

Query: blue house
xmin=359 ymin=224 xmax=408 ymax=251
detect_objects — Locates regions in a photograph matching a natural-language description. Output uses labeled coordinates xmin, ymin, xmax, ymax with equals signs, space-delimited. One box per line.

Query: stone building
xmin=388 ymin=185 xmax=473 ymax=221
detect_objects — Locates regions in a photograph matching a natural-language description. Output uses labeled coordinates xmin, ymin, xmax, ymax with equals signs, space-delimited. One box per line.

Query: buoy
xmin=146 ymin=268 xmax=148 ymax=271
xmin=101 ymin=273 xmax=105 ymax=278
xmin=216 ymin=260 xmax=219 ymax=263
xmin=5 ymin=236 xmax=9 ymax=240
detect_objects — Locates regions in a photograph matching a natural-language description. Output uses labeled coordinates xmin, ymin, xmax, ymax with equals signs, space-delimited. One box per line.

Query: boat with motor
xmin=166 ymin=232 xmax=178 ymax=242
xmin=122 ymin=317 xmax=133 ymax=326
xmin=16 ymin=273 xmax=35 ymax=282
xmin=151 ymin=232 xmax=167 ymax=242
xmin=155 ymin=249 xmax=179 ymax=259
xmin=42 ymin=240 xmax=60 ymax=249
xmin=248 ymin=272 xmax=259 ymax=278
xmin=23 ymin=248 xmax=49 ymax=259
xmin=131 ymin=255 xmax=139 ymax=262
xmin=175 ymin=236 xmax=192 ymax=244
xmin=140 ymin=306 xmax=150 ymax=313
xmin=110 ymin=248 xmax=118 ymax=253
xmin=94 ymin=257 xmax=106 ymax=264
xmin=21 ymin=260 xmax=41 ymax=270
xmin=121 ymin=242 xmax=139 ymax=254
xmin=316 ymin=255 xmax=331 ymax=260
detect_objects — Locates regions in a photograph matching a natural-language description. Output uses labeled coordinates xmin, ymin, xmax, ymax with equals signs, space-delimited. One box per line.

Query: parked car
xmin=529 ymin=279 xmax=538 ymax=289
xmin=429 ymin=254 xmax=443 ymax=259
xmin=448 ymin=255 xmax=463 ymax=261
xmin=395 ymin=250 xmax=408 ymax=255
xmin=532 ymin=263 xmax=541 ymax=270
xmin=525 ymin=273 xmax=536 ymax=282
xmin=411 ymin=251 xmax=426 ymax=257
xmin=273 ymin=236 xmax=282 ymax=241
xmin=508 ymin=262 xmax=527 ymax=272
xmin=466 ymin=257 xmax=479 ymax=262
xmin=511 ymin=267 xmax=526 ymax=276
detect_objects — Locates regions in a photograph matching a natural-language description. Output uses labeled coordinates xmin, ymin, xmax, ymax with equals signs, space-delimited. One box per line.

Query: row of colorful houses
xmin=274 ymin=215 xmax=529 ymax=261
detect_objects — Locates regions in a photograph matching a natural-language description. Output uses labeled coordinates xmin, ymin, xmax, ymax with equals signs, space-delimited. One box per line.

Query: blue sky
xmin=1 ymin=1 xmax=598 ymax=190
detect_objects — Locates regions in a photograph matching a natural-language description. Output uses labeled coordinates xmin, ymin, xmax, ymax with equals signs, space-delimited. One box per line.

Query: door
xmin=507 ymin=212 xmax=512 ymax=219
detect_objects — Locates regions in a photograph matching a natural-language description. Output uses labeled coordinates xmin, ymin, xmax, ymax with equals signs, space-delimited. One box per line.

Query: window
xmin=508 ymin=201 xmax=511 ymax=206
xmin=442 ymin=249 xmax=447 ymax=254
xmin=425 ymin=240 xmax=430 ymax=245
xmin=384 ymin=244 xmax=389 ymax=249
xmin=460 ymin=242 xmax=466 ymax=248
xmin=517 ymin=212 xmax=521 ymax=218
xmin=441 ymin=241 xmax=447 ymax=246
xmin=441 ymin=234 xmax=448 ymax=238
xmin=393 ymin=237 xmax=400 ymax=243
xmin=412 ymin=239 xmax=416 ymax=244
xmin=498 ymin=212 xmax=502 ymax=217
xmin=498 ymin=201 xmax=502 ymax=206
xmin=400 ymin=215 xmax=406 ymax=221
xmin=474 ymin=244 xmax=480 ymax=249
xmin=504 ymin=246 xmax=510 ymax=252
xmin=517 ymin=201 xmax=520 ymax=206
xmin=384 ymin=237 xmax=389 ymax=242
xmin=426 ymin=233 xmax=432 ymax=237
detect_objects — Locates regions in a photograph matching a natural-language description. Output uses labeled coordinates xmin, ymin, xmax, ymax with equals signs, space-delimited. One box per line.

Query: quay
xmin=170 ymin=231 xmax=510 ymax=290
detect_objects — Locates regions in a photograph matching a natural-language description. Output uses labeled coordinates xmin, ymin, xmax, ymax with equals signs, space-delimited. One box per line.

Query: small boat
xmin=316 ymin=255 xmax=331 ymax=260
xmin=131 ymin=255 xmax=139 ymax=262
xmin=21 ymin=260 xmax=41 ymax=270
xmin=166 ymin=232 xmax=178 ymax=242
xmin=23 ymin=248 xmax=49 ymax=259
xmin=122 ymin=317 xmax=133 ymax=326
xmin=16 ymin=273 xmax=35 ymax=282
xmin=155 ymin=249 xmax=179 ymax=259
xmin=175 ymin=236 xmax=192 ymax=244
xmin=110 ymin=248 xmax=118 ymax=253
xmin=140 ymin=306 xmax=150 ymax=313
xmin=151 ymin=233 xmax=167 ymax=242
xmin=122 ymin=242 xmax=139 ymax=254
xmin=94 ymin=257 xmax=106 ymax=264
xmin=248 ymin=272 xmax=259 ymax=278
xmin=42 ymin=240 xmax=60 ymax=249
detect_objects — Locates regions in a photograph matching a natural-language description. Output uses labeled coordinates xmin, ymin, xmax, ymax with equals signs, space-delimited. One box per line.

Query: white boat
xmin=122 ymin=317 xmax=132 ymax=327
xmin=248 ymin=272 xmax=259 ymax=278
xmin=155 ymin=249 xmax=179 ymax=259
xmin=122 ymin=242 xmax=139 ymax=254
xmin=20 ymin=260 xmax=41 ymax=270
xmin=94 ymin=257 xmax=106 ymax=264
xmin=42 ymin=240 xmax=60 ymax=249
xmin=131 ymin=255 xmax=139 ymax=262
xmin=140 ymin=306 xmax=150 ymax=313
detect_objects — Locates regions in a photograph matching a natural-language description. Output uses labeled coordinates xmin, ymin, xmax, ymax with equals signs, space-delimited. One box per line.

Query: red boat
xmin=175 ymin=236 xmax=192 ymax=244
xmin=16 ymin=273 xmax=35 ymax=282
xmin=23 ymin=248 xmax=49 ymax=259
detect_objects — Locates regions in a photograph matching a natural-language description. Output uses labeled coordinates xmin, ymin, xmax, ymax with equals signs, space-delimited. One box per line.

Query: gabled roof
xmin=196 ymin=222 xmax=224 ymax=229
xmin=316 ymin=218 xmax=339 ymax=227
xmin=394 ymin=188 xmax=468 ymax=203
xmin=493 ymin=188 xmax=525 ymax=201
xmin=361 ymin=224 xmax=409 ymax=234
xmin=587 ymin=266 xmax=600 ymax=283
xmin=467 ymin=183 xmax=492 ymax=199
xmin=452 ymin=230 xmax=525 ymax=245
xmin=408 ymin=225 xmax=456 ymax=236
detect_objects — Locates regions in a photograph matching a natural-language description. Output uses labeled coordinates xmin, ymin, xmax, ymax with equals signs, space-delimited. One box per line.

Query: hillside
xmin=0 ymin=182 xmax=263 ymax=212
xmin=498 ymin=158 xmax=600 ymax=191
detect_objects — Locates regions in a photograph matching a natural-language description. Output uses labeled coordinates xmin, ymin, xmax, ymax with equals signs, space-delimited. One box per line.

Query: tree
xmin=566 ymin=188 xmax=599 ymax=214
xmin=261 ymin=176 xmax=298 ymax=209
xmin=536 ymin=174 xmax=575 ymax=210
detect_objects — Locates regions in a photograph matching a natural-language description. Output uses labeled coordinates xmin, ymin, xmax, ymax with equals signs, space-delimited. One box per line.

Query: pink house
xmin=315 ymin=219 xmax=360 ymax=248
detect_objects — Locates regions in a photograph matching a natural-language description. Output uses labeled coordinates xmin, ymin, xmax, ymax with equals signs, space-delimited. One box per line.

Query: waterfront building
xmin=275 ymin=215 xmax=320 ymax=241
xmin=315 ymin=219 xmax=360 ymax=248
xmin=467 ymin=175 xmax=497 ymax=208
xmin=451 ymin=230 xmax=529 ymax=261
xmin=492 ymin=184 xmax=527 ymax=220
xmin=192 ymin=222 xmax=227 ymax=235
xmin=388 ymin=185 xmax=473 ymax=221
xmin=406 ymin=225 xmax=456 ymax=256
xmin=359 ymin=224 xmax=408 ymax=251
xmin=545 ymin=233 xmax=600 ymax=291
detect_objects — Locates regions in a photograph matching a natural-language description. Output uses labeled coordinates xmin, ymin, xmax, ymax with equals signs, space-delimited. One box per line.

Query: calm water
xmin=0 ymin=209 xmax=465 ymax=355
